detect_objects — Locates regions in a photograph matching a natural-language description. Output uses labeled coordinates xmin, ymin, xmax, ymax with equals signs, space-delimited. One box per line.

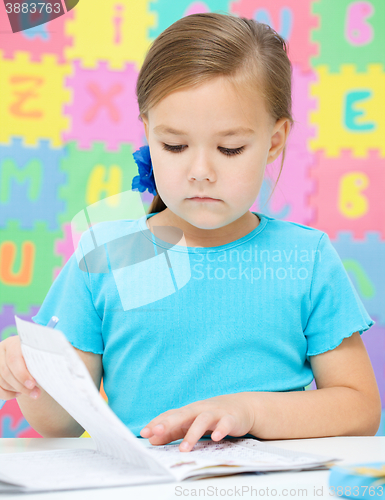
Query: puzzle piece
xmin=308 ymin=150 xmax=385 ymax=239
xmin=58 ymin=141 xmax=140 ymax=225
xmin=0 ymin=220 xmax=63 ymax=315
xmin=64 ymin=60 xmax=142 ymax=151
xmin=54 ymin=223 xmax=76 ymax=280
xmin=251 ymin=145 xmax=316 ymax=224
xmin=309 ymin=64 xmax=385 ymax=157
xmin=0 ymin=51 xmax=71 ymax=147
xmin=0 ymin=138 xmax=67 ymax=230
xmin=289 ymin=64 xmax=318 ymax=153
xmin=65 ymin=0 xmax=156 ymax=70
xmin=311 ymin=0 xmax=385 ymax=73
xmin=230 ymin=0 xmax=319 ymax=73
xmin=0 ymin=400 xmax=41 ymax=438
xmin=149 ymin=0 xmax=230 ymax=39
xmin=331 ymin=231 xmax=385 ymax=326
xmin=0 ymin=304 xmax=40 ymax=342
xmin=0 ymin=8 xmax=72 ymax=63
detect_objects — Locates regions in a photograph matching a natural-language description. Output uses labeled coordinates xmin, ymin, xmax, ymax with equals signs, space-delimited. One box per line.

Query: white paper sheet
xmin=145 ymin=438 xmax=340 ymax=481
xmin=0 ymin=448 xmax=170 ymax=493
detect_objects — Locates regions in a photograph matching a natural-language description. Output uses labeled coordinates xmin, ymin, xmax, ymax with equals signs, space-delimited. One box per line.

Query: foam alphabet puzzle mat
xmin=0 ymin=0 xmax=384 ymax=438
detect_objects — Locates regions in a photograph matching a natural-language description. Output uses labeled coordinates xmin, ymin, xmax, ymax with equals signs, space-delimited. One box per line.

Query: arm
xmin=249 ymin=331 xmax=382 ymax=439
xmin=138 ymin=332 xmax=381 ymax=452
xmin=17 ymin=348 xmax=103 ymax=438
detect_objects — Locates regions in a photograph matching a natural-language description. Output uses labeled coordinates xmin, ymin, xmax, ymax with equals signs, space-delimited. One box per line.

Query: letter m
xmin=0 ymin=158 xmax=42 ymax=203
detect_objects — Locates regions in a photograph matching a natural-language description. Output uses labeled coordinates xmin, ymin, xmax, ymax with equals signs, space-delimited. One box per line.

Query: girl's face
xmin=142 ymin=76 xmax=290 ymax=236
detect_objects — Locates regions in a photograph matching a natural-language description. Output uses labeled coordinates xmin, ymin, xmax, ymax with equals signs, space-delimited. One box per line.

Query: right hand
xmin=0 ymin=336 xmax=41 ymax=401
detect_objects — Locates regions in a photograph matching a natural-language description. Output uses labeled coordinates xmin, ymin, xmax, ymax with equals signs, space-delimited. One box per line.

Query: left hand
xmin=140 ymin=393 xmax=255 ymax=452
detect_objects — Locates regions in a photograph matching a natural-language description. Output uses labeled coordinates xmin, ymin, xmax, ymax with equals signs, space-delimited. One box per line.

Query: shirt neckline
xmin=138 ymin=211 xmax=268 ymax=253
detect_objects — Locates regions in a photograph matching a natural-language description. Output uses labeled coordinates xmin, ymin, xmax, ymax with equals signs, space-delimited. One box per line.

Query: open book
xmin=3 ymin=316 xmax=342 ymax=493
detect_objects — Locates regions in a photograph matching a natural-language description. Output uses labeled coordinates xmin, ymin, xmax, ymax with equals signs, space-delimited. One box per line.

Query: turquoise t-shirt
xmin=31 ymin=211 xmax=375 ymax=437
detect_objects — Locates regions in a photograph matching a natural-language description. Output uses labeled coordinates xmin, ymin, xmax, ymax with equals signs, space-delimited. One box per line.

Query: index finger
xmin=181 ymin=414 xmax=236 ymax=452
xmin=141 ymin=408 xmax=197 ymax=445
xmin=4 ymin=338 xmax=36 ymax=391
xmin=178 ymin=412 xmax=219 ymax=452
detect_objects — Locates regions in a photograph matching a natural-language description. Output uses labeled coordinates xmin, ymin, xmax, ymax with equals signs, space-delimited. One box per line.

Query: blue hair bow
xmin=131 ymin=145 xmax=157 ymax=197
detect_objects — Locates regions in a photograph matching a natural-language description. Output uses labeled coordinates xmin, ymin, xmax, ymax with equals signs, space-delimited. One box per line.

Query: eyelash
xmin=162 ymin=143 xmax=245 ymax=156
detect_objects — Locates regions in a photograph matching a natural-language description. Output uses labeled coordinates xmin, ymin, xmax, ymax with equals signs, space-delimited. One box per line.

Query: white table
xmin=0 ymin=436 xmax=384 ymax=499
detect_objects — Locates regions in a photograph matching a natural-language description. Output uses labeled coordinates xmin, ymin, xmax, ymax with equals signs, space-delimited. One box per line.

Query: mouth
xmin=188 ymin=196 xmax=221 ymax=202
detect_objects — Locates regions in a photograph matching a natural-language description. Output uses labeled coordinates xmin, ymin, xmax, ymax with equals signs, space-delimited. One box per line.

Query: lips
xmin=188 ymin=197 xmax=221 ymax=202
xmin=189 ymin=196 xmax=219 ymax=200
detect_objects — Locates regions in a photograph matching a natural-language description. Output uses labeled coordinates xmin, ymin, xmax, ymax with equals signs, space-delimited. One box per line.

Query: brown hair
xmin=135 ymin=12 xmax=294 ymax=214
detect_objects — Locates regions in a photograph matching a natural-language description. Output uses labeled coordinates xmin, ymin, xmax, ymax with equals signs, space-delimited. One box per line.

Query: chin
xmin=186 ymin=216 xmax=225 ymax=230
xmin=170 ymin=205 xmax=225 ymax=227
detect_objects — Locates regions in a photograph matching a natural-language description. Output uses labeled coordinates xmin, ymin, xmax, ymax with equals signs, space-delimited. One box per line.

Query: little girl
xmin=2 ymin=13 xmax=381 ymax=452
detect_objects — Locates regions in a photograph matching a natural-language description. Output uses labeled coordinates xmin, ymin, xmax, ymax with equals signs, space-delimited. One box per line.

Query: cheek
xmin=153 ymin=163 xmax=181 ymax=195
xmin=225 ymin=165 xmax=263 ymax=196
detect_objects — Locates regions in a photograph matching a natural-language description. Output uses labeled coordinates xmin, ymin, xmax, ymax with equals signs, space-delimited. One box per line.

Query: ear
xmin=267 ymin=118 xmax=291 ymax=164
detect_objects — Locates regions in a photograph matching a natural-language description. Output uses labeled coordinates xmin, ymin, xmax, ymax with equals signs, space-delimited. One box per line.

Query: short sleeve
xmin=31 ymin=239 xmax=104 ymax=354
xmin=304 ymin=232 xmax=375 ymax=358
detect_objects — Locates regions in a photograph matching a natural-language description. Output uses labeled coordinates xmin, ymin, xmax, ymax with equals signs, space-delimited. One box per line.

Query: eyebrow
xmin=153 ymin=125 xmax=255 ymax=137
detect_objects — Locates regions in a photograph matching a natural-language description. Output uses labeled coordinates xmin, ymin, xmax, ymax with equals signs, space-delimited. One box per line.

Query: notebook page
xmin=0 ymin=448 xmax=172 ymax=493
xmin=145 ymin=438 xmax=342 ymax=481
xmin=15 ymin=316 xmax=172 ymax=479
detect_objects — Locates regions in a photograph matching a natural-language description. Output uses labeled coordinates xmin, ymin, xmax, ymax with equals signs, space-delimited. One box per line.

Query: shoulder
xmin=78 ymin=218 xmax=140 ymax=249
xmin=74 ymin=219 xmax=142 ymax=274
xmin=260 ymin=213 xmax=327 ymax=248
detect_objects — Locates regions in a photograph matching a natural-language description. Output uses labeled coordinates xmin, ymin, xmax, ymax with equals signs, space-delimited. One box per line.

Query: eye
xmin=162 ymin=143 xmax=186 ymax=153
xmin=161 ymin=143 xmax=245 ymax=156
xmin=219 ymin=146 xmax=245 ymax=156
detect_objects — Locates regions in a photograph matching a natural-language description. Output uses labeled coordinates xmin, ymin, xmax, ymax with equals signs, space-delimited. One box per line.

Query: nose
xmin=187 ymin=151 xmax=216 ymax=182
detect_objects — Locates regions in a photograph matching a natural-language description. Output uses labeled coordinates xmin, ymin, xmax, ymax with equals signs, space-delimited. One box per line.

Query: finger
xmin=140 ymin=428 xmax=152 ymax=438
xmin=0 ymin=362 xmax=36 ymax=397
xmin=140 ymin=408 xmax=180 ymax=438
xmin=0 ymin=346 xmax=37 ymax=398
xmin=211 ymin=414 xmax=237 ymax=441
xmin=0 ymin=384 xmax=22 ymax=400
xmin=0 ymin=376 xmax=40 ymax=400
xmin=148 ymin=428 xmax=187 ymax=447
xmin=141 ymin=408 xmax=196 ymax=440
xmin=5 ymin=340 xmax=37 ymax=391
xmin=179 ymin=412 xmax=218 ymax=452
xmin=141 ymin=422 xmax=173 ymax=438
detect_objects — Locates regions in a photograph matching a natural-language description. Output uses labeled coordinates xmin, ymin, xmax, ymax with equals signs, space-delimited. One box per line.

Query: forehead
xmin=147 ymin=76 xmax=272 ymax=130
xmin=153 ymin=124 xmax=256 ymax=137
